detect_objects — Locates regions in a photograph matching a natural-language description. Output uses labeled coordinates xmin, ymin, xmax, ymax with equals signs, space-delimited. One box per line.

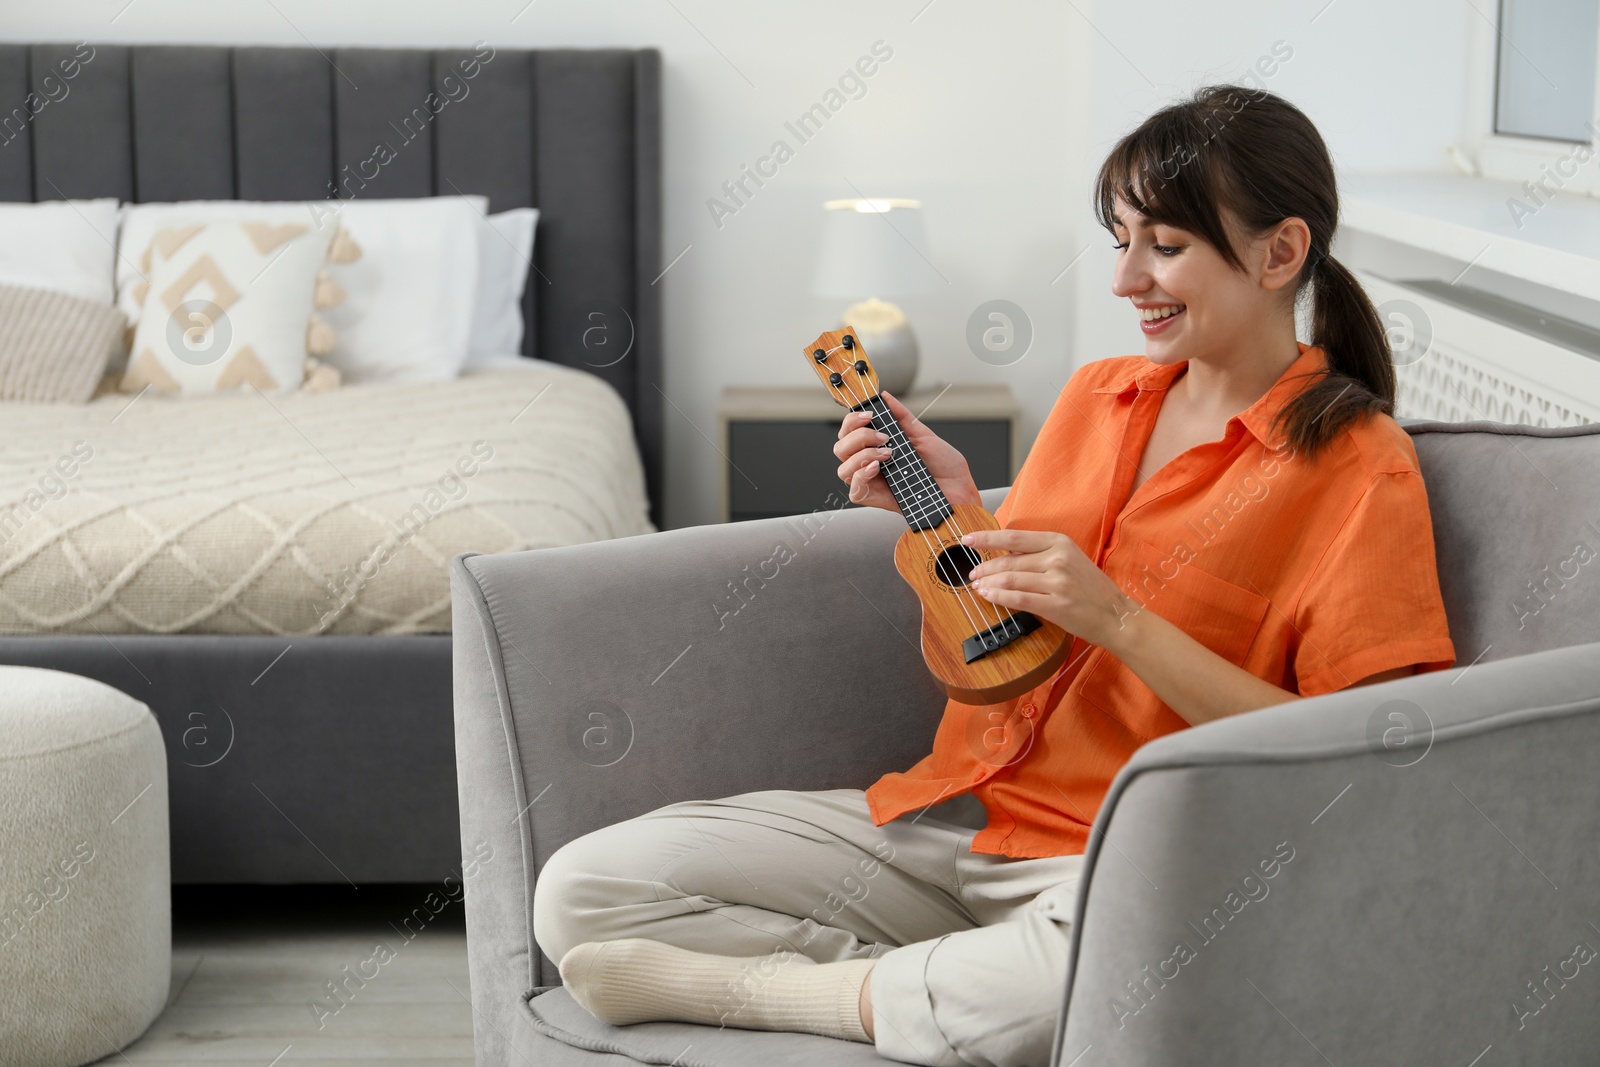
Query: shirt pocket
xmin=1076 ymin=539 xmax=1273 ymax=740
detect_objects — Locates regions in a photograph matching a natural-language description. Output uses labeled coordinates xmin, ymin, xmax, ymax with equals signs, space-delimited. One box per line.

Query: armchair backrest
xmin=1405 ymin=418 xmax=1600 ymax=663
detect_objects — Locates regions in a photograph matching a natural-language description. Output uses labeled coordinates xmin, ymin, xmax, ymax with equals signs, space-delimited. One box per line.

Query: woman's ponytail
xmin=1274 ymin=252 xmax=1394 ymax=456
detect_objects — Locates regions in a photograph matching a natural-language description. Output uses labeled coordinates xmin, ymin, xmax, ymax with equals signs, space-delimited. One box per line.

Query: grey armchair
xmin=452 ymin=417 xmax=1600 ymax=1067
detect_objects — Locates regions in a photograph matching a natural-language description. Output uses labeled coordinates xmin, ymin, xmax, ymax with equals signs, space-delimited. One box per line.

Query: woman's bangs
xmin=1095 ymin=123 xmax=1206 ymax=235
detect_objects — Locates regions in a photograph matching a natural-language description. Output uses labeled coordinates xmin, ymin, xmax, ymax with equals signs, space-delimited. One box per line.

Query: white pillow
xmin=319 ymin=197 xmax=481 ymax=382
xmin=117 ymin=197 xmax=484 ymax=383
xmin=0 ymin=199 xmax=121 ymax=304
xmin=465 ymin=207 xmax=538 ymax=367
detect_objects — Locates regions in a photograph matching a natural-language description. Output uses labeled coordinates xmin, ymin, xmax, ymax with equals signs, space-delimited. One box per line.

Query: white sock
xmin=558 ymin=938 xmax=873 ymax=1043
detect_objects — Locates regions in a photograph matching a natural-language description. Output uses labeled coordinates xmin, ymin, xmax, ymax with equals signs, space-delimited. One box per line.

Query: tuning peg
xmin=813 ymin=348 xmax=828 ymax=363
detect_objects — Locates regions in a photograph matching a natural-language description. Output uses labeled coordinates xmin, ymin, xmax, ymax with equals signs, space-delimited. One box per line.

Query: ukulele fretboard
xmin=854 ymin=395 xmax=953 ymax=532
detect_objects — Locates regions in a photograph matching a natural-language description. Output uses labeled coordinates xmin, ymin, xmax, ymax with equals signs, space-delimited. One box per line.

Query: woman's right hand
xmin=832 ymin=391 xmax=983 ymax=514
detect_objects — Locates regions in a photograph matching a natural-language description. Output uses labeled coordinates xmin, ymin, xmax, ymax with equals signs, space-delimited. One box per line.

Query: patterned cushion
xmin=120 ymin=221 xmax=349 ymax=394
xmin=0 ymin=284 xmax=124 ymax=403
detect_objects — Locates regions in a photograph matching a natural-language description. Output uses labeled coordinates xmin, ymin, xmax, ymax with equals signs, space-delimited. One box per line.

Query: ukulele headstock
xmin=802 ymin=328 xmax=880 ymax=408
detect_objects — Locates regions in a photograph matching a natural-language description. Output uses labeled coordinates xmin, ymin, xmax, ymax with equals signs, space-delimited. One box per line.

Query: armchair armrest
xmin=452 ymin=490 xmax=1010 ymax=1055
xmin=1055 ymin=639 xmax=1600 ymax=1066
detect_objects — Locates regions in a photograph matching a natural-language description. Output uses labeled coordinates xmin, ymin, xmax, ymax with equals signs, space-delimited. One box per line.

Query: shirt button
xmin=971 ymin=768 xmax=986 ymax=783
xmin=1021 ymin=703 xmax=1038 ymax=720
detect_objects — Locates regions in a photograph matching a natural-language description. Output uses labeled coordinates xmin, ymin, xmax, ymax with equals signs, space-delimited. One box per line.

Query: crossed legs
xmin=533 ymin=788 xmax=1083 ymax=1067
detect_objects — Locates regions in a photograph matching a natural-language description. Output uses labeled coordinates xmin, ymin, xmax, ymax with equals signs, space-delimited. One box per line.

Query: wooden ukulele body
xmin=892 ymin=503 xmax=1071 ymax=704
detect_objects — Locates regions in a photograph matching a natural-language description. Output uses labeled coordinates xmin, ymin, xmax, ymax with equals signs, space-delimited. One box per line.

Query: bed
xmin=0 ymin=363 xmax=651 ymax=635
xmin=0 ymin=42 xmax=662 ymax=882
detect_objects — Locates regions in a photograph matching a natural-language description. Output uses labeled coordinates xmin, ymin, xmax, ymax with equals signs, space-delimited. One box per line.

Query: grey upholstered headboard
xmin=0 ymin=42 xmax=663 ymax=524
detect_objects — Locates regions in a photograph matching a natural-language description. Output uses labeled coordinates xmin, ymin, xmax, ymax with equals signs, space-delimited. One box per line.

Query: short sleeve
xmin=1290 ymin=470 xmax=1456 ymax=696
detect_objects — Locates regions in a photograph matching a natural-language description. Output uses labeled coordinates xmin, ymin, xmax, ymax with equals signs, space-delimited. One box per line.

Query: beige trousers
xmin=533 ymin=787 xmax=1084 ymax=1067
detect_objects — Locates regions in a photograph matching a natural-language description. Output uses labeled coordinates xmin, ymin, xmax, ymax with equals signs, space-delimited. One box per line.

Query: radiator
xmin=1356 ymin=270 xmax=1600 ymax=428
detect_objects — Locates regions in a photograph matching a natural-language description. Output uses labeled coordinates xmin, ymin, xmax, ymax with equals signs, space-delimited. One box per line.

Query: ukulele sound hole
xmin=934 ymin=545 xmax=982 ymax=588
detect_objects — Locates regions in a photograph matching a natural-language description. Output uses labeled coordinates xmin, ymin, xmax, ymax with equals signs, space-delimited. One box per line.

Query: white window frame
xmin=1467 ymin=0 xmax=1600 ymax=198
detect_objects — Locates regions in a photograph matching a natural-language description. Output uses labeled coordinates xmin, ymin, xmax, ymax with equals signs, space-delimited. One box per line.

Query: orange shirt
xmin=865 ymin=343 xmax=1457 ymax=858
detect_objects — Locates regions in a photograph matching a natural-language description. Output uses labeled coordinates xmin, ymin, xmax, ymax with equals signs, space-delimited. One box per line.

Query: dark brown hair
xmin=1093 ymin=84 xmax=1392 ymax=459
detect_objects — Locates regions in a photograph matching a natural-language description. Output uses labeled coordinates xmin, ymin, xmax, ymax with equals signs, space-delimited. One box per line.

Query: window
xmin=1474 ymin=0 xmax=1600 ymax=195
xmin=1494 ymin=0 xmax=1599 ymax=141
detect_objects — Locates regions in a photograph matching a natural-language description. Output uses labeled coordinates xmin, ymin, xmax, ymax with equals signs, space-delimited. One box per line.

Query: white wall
xmin=7 ymin=1 xmax=1478 ymax=528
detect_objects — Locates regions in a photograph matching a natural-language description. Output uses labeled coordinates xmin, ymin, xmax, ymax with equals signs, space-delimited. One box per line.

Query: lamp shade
xmin=811 ymin=198 xmax=929 ymax=299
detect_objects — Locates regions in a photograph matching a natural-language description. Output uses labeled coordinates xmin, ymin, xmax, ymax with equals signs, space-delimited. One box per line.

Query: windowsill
xmin=1341 ymin=172 xmax=1600 ymax=303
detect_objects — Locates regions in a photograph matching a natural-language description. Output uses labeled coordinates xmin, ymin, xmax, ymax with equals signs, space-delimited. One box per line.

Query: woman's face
xmin=1108 ymin=194 xmax=1279 ymax=367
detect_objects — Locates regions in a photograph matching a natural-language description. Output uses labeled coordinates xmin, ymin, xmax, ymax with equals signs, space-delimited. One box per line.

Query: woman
xmin=534 ymin=85 xmax=1456 ymax=1067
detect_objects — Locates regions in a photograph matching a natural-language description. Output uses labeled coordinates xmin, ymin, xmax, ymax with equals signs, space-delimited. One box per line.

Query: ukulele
xmin=803 ymin=327 xmax=1070 ymax=705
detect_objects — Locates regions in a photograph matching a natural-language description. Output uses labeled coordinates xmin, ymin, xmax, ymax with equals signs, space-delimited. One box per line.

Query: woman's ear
xmin=1259 ymin=217 xmax=1312 ymax=292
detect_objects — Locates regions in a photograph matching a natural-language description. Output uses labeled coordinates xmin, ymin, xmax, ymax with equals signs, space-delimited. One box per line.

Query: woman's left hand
xmin=963 ymin=529 xmax=1138 ymax=650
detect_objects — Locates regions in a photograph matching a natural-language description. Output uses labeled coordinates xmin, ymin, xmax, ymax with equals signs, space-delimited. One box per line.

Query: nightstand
xmin=717 ymin=384 xmax=1021 ymax=523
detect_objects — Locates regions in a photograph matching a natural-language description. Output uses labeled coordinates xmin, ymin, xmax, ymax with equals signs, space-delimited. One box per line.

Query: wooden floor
xmin=93 ymin=884 xmax=474 ymax=1065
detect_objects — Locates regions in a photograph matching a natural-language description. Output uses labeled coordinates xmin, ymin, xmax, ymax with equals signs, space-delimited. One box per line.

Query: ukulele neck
xmin=853 ymin=393 xmax=953 ymax=532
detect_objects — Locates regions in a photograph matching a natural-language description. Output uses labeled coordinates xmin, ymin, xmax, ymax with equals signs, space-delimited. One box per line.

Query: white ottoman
xmin=0 ymin=666 xmax=170 ymax=1067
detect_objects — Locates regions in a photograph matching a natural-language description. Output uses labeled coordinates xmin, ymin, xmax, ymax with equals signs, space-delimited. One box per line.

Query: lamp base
xmin=841 ymin=298 xmax=918 ymax=396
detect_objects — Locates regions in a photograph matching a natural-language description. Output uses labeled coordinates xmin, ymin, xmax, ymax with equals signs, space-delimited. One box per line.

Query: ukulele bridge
xmin=962 ymin=612 xmax=1042 ymax=663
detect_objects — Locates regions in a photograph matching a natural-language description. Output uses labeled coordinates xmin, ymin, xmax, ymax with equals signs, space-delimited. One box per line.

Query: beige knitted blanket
xmin=0 ymin=362 xmax=652 ymax=634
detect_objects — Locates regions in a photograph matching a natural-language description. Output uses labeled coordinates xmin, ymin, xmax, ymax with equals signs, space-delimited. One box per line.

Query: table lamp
xmin=811 ymin=198 xmax=928 ymax=395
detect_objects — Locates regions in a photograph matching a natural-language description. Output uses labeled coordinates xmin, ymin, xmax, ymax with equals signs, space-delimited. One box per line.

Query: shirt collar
xmin=1092 ymin=342 xmax=1329 ymax=448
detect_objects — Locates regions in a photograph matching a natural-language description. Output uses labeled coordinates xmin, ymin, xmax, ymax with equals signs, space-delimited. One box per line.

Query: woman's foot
xmin=558 ymin=938 xmax=872 ymax=1042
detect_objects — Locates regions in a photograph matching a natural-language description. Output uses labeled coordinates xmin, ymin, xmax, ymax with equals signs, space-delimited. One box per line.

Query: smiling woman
xmin=540 ymin=84 xmax=1457 ymax=1067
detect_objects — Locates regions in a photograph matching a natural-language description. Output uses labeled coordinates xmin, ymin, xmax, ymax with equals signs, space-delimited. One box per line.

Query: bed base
xmin=0 ymin=634 xmax=457 ymax=884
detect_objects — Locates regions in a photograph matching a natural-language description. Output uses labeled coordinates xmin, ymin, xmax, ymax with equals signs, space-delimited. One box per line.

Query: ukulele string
xmin=830 ymin=359 xmax=994 ymax=639
xmin=825 ymin=361 xmax=972 ymax=620
xmin=831 ymin=369 xmax=985 ymax=636
xmin=827 ymin=348 xmax=1000 ymax=635
xmin=863 ymin=392 xmax=1009 ymax=633
xmin=915 ymin=479 xmax=1014 ymax=629
xmin=830 ymin=357 xmax=1006 ymax=635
